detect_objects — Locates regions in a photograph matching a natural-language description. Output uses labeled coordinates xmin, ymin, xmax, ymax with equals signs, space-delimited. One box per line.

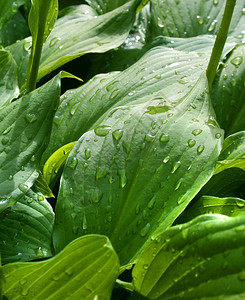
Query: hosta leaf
xmin=37 ymin=0 xmax=141 ymax=80
xmin=149 ymin=0 xmax=245 ymax=43
xmin=42 ymin=45 xmax=210 ymax=162
xmin=133 ymin=214 xmax=245 ymax=299
xmin=0 ymin=75 xmax=60 ymax=212
xmin=0 ymin=0 xmax=25 ymax=29
xmin=214 ymin=131 xmax=245 ymax=174
xmin=0 ymin=49 xmax=19 ymax=106
xmin=34 ymin=174 xmax=54 ymax=198
xmin=211 ymin=45 xmax=245 ymax=135
xmin=198 ymin=167 xmax=245 ymax=199
xmin=176 ymin=195 xmax=245 ymax=224
xmin=53 ymin=73 xmax=223 ymax=264
xmin=2 ymin=235 xmax=119 ymax=300
xmin=0 ymin=189 xmax=54 ymax=265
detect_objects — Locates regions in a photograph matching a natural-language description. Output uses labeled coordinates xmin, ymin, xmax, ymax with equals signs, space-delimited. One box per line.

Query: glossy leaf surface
xmin=0 ymin=75 xmax=60 ymax=212
xmin=53 ymin=74 xmax=223 ymax=264
xmin=2 ymin=235 xmax=119 ymax=300
xmin=0 ymin=0 xmax=25 ymax=30
xmin=0 ymin=189 xmax=54 ymax=264
xmin=133 ymin=214 xmax=245 ymax=299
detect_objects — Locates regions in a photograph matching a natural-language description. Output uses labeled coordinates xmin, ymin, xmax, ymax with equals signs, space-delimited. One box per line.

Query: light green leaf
xmin=211 ymin=45 xmax=245 ymax=135
xmin=0 ymin=75 xmax=60 ymax=212
xmin=34 ymin=174 xmax=55 ymax=198
xmin=42 ymin=45 xmax=210 ymax=162
xmin=0 ymin=0 xmax=26 ymax=29
xmin=214 ymin=131 xmax=245 ymax=174
xmin=0 ymin=49 xmax=19 ymax=106
xmin=133 ymin=213 xmax=245 ymax=299
xmin=176 ymin=195 xmax=245 ymax=224
xmin=0 ymin=189 xmax=54 ymax=265
xmin=43 ymin=142 xmax=76 ymax=189
xmin=53 ymin=73 xmax=223 ymax=265
xmin=2 ymin=235 xmax=119 ymax=300
xmin=149 ymin=0 xmax=244 ymax=43
xmin=37 ymin=0 xmax=141 ymax=80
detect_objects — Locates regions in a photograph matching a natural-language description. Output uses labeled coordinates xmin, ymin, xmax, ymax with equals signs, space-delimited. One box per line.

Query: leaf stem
xmin=206 ymin=0 xmax=236 ymax=88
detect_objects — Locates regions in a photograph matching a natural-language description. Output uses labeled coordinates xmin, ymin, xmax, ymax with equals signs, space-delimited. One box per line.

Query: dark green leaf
xmin=53 ymin=73 xmax=223 ymax=265
xmin=0 ymin=0 xmax=25 ymax=29
xmin=0 ymin=49 xmax=19 ymax=106
xmin=133 ymin=214 xmax=245 ymax=299
xmin=211 ymin=45 xmax=245 ymax=135
xmin=0 ymin=75 xmax=60 ymax=212
xmin=3 ymin=235 xmax=119 ymax=300
xmin=0 ymin=189 xmax=54 ymax=264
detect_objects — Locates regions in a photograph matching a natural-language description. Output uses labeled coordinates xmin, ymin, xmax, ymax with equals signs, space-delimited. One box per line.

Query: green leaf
xmin=53 ymin=73 xmax=223 ymax=265
xmin=0 ymin=49 xmax=19 ymax=106
xmin=149 ymin=0 xmax=244 ymax=42
xmin=2 ymin=235 xmax=119 ymax=300
xmin=34 ymin=174 xmax=54 ymax=198
xmin=0 ymin=75 xmax=60 ymax=213
xmin=37 ymin=0 xmax=141 ymax=80
xmin=211 ymin=45 xmax=245 ymax=135
xmin=133 ymin=213 xmax=245 ymax=299
xmin=42 ymin=44 xmax=210 ymax=161
xmin=43 ymin=142 xmax=76 ymax=189
xmin=214 ymin=131 xmax=245 ymax=174
xmin=176 ymin=195 xmax=245 ymax=224
xmin=0 ymin=189 xmax=54 ymax=265
xmin=0 ymin=0 xmax=25 ymax=29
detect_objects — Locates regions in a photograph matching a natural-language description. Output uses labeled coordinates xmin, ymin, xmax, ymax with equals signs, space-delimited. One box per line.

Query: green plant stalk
xmin=206 ymin=0 xmax=236 ymax=88
xmin=26 ymin=3 xmax=50 ymax=93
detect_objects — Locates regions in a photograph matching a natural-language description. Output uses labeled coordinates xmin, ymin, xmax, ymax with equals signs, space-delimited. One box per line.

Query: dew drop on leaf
xmin=82 ymin=214 xmax=87 ymax=230
xmin=19 ymin=278 xmax=27 ymax=285
xmin=30 ymin=155 xmax=36 ymax=162
xmin=188 ymin=139 xmax=196 ymax=147
xmin=208 ymin=20 xmax=217 ymax=32
xmin=110 ymin=89 xmax=120 ymax=100
xmin=196 ymin=15 xmax=204 ymax=25
xmin=147 ymin=197 xmax=156 ymax=209
xmin=175 ymin=178 xmax=183 ymax=190
xmin=171 ymin=161 xmax=181 ymax=174
xmin=163 ymin=155 xmax=170 ymax=163
xmin=197 ymin=145 xmax=205 ymax=154
xmin=96 ymin=166 xmax=109 ymax=180
xmin=159 ymin=133 xmax=169 ymax=142
xmin=67 ymin=157 xmax=78 ymax=169
xmin=145 ymin=134 xmax=155 ymax=142
xmin=112 ymin=129 xmax=123 ymax=141
xmin=94 ymin=125 xmax=111 ymax=136
xmin=215 ymin=133 xmax=222 ymax=139
xmin=18 ymin=183 xmax=28 ymax=193
xmin=118 ymin=169 xmax=127 ymax=188
xmin=140 ymin=223 xmax=151 ymax=237
xmin=192 ymin=129 xmax=202 ymax=136
xmin=230 ymin=56 xmax=243 ymax=67
xmin=1 ymin=137 xmax=9 ymax=145
xmin=90 ymin=188 xmax=103 ymax=203
xmin=135 ymin=203 xmax=140 ymax=215
xmin=25 ymin=113 xmax=37 ymax=123
xmin=84 ymin=148 xmax=91 ymax=160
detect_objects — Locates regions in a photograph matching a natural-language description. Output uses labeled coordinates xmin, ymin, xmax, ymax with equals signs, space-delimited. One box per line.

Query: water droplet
xmin=118 ymin=169 xmax=127 ymax=188
xmin=145 ymin=134 xmax=155 ymax=142
xmin=84 ymin=148 xmax=91 ymax=160
xmin=192 ymin=129 xmax=202 ymax=136
xmin=242 ymin=8 xmax=245 ymax=15
xmin=177 ymin=197 xmax=185 ymax=205
xmin=1 ymin=137 xmax=9 ymax=145
xmin=213 ymin=0 xmax=219 ymax=5
xmin=197 ymin=145 xmax=205 ymax=154
xmin=143 ymin=264 xmax=149 ymax=270
xmin=82 ymin=214 xmax=87 ymax=230
xmin=90 ymin=188 xmax=103 ymax=203
xmin=110 ymin=89 xmax=120 ymax=100
xmin=9 ymin=175 xmax=13 ymax=180
xmin=70 ymin=103 xmax=79 ymax=115
xmin=231 ymin=56 xmax=243 ymax=67
xmin=146 ymin=105 xmax=170 ymax=114
xmin=49 ymin=37 xmax=61 ymax=47
xmin=178 ymin=78 xmax=188 ymax=84
xmin=163 ymin=155 xmax=170 ymax=163
xmin=21 ymin=288 xmax=29 ymax=296
xmin=128 ymin=90 xmax=136 ymax=96
xmin=175 ymin=178 xmax=183 ymax=190
xmin=96 ymin=166 xmax=109 ymax=180
xmin=30 ymin=155 xmax=36 ymax=162
xmin=159 ymin=133 xmax=169 ymax=142
xmin=3 ymin=127 xmax=11 ymax=135
xmin=37 ymin=195 xmax=44 ymax=201
xmin=18 ymin=183 xmax=28 ymax=193
xmin=196 ymin=15 xmax=204 ymax=25
xmin=140 ymin=223 xmax=151 ymax=237
xmin=208 ymin=19 xmax=217 ymax=32
xmin=19 ymin=278 xmax=27 ymax=285
xmin=34 ymin=247 xmax=44 ymax=258
xmin=25 ymin=113 xmax=37 ymax=123
xmin=171 ymin=161 xmax=181 ymax=174
xmin=83 ymin=162 xmax=88 ymax=168
xmin=154 ymin=74 xmax=161 ymax=79
xmin=112 ymin=129 xmax=123 ymax=141
xmin=147 ymin=197 xmax=156 ymax=209
xmin=215 ymin=133 xmax=221 ymax=139
xmin=94 ymin=125 xmax=111 ymax=136
xmin=67 ymin=157 xmax=78 ymax=169
xmin=188 ymin=139 xmax=196 ymax=147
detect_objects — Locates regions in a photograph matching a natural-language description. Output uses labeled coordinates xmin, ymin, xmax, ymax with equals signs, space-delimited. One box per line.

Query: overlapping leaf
xmin=133 ymin=213 xmax=245 ymax=299
xmin=0 ymin=0 xmax=26 ymax=30
xmin=0 ymin=75 xmax=60 ymax=212
xmin=42 ymin=45 xmax=210 ymax=162
xmin=53 ymin=73 xmax=223 ymax=264
xmin=0 ymin=189 xmax=54 ymax=265
xmin=2 ymin=235 xmax=119 ymax=300
xmin=0 ymin=49 xmax=19 ymax=106
xmin=37 ymin=0 xmax=141 ymax=80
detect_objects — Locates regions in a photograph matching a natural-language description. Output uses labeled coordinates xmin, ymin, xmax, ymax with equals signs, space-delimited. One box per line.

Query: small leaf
xmin=34 ymin=174 xmax=55 ymax=198
xmin=0 ymin=189 xmax=54 ymax=264
xmin=133 ymin=214 xmax=245 ymax=299
xmin=3 ymin=235 xmax=119 ymax=300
